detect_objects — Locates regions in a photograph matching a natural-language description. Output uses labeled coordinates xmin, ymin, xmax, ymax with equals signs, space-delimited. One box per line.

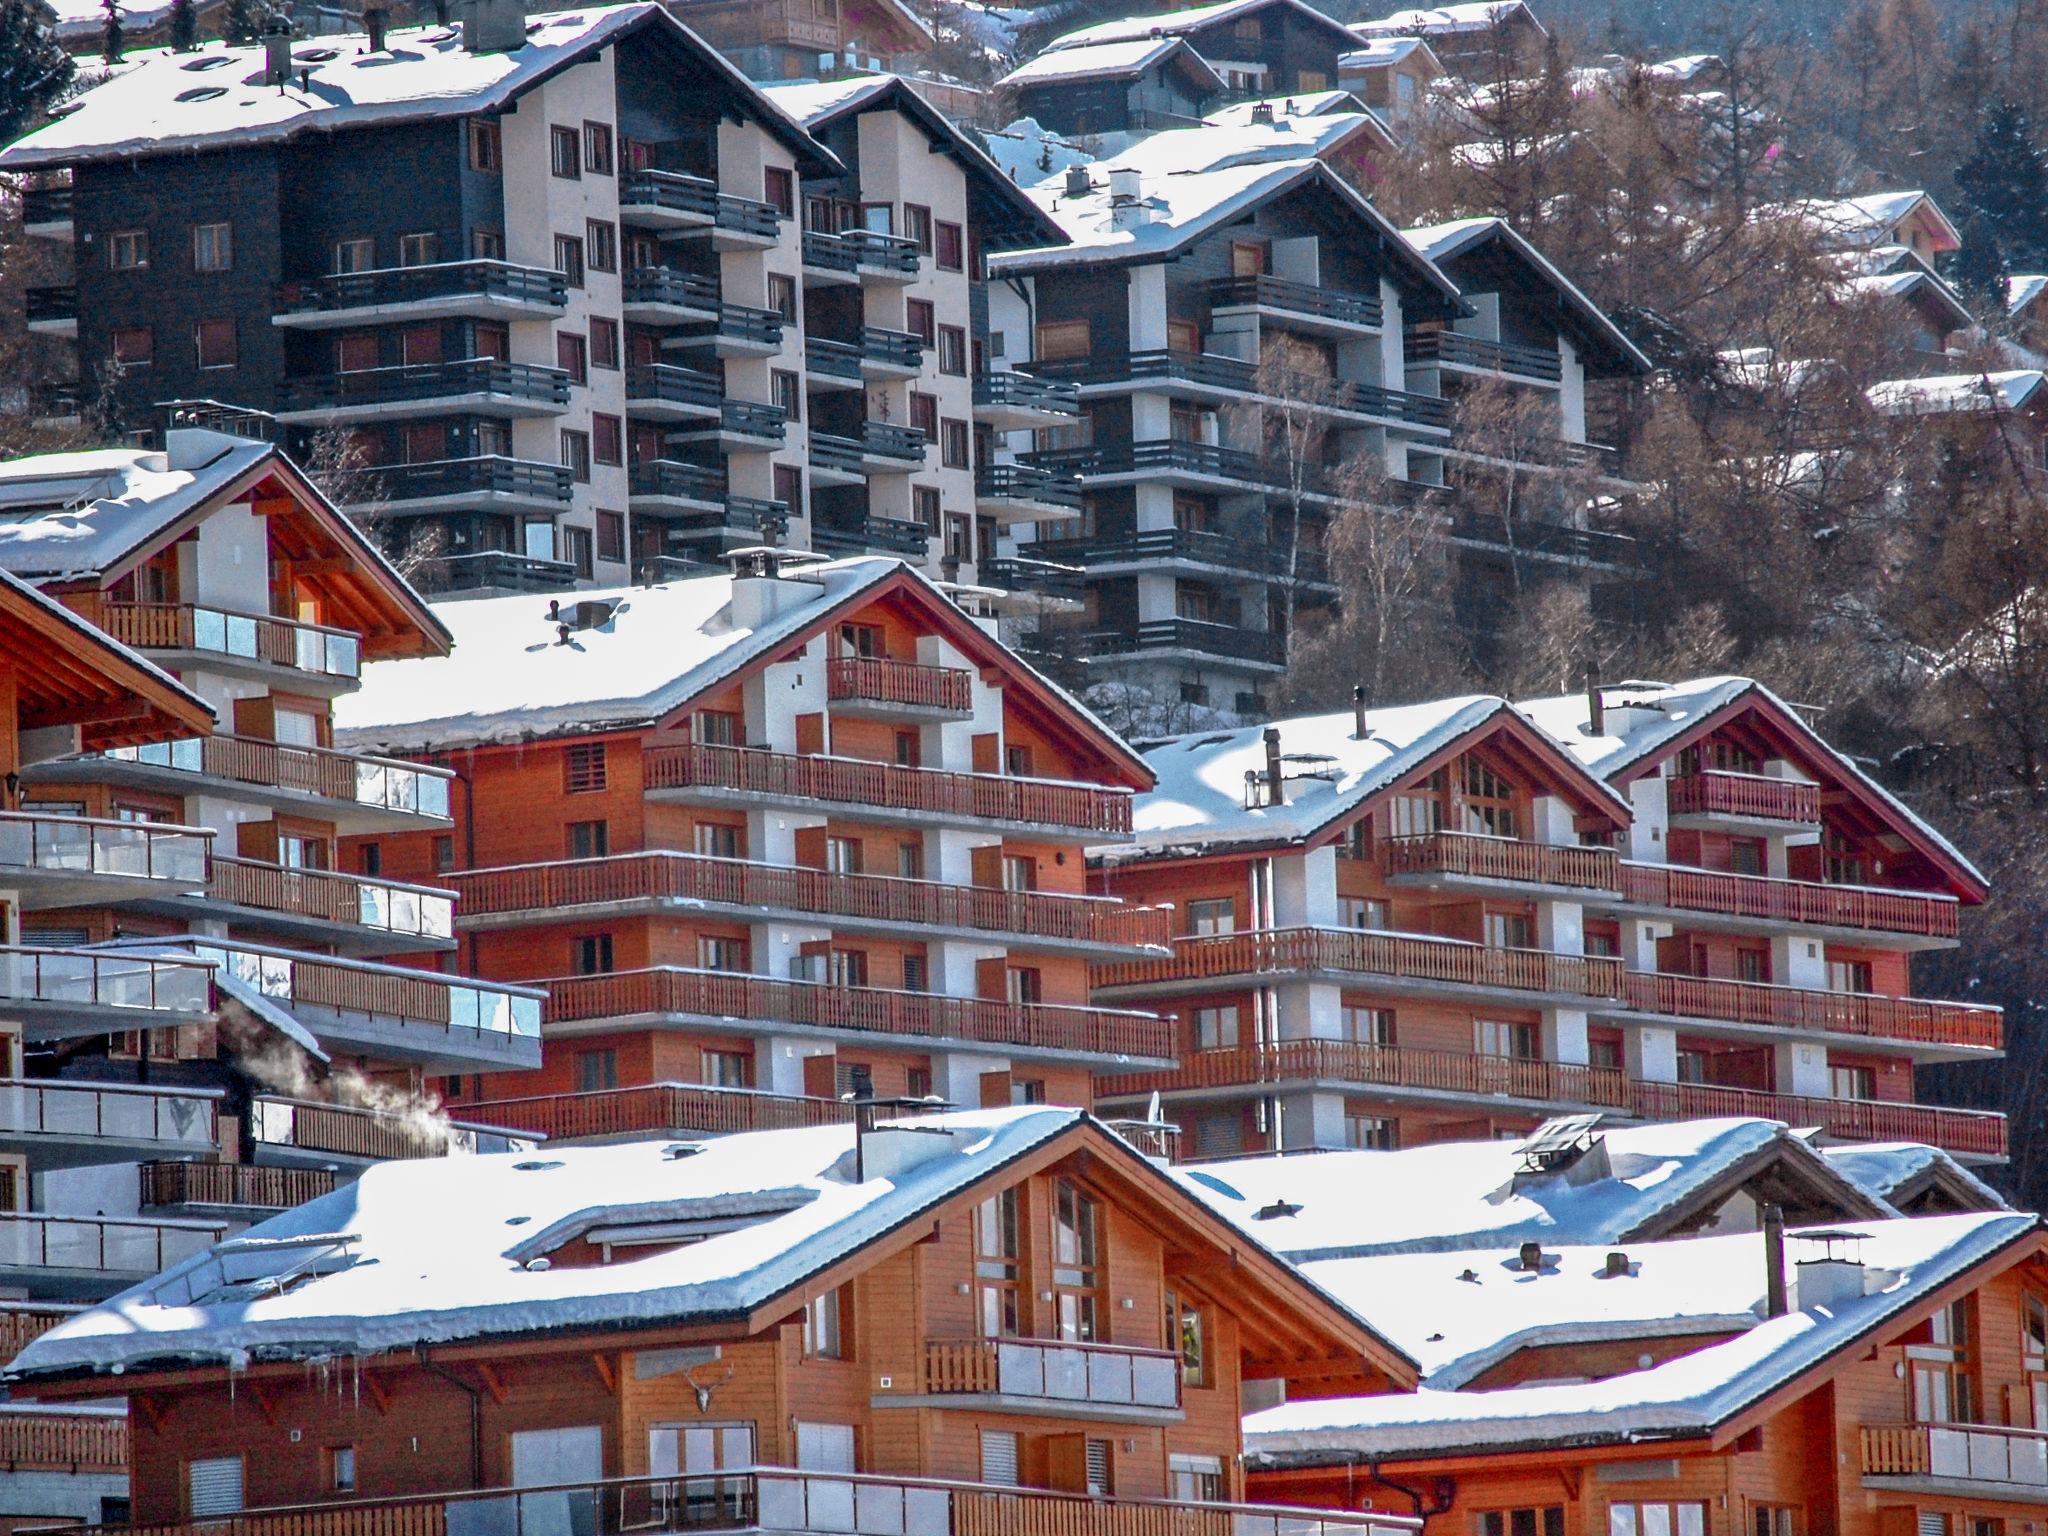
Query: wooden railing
xmin=449 ymin=852 xmax=1170 ymax=949
xmin=466 ymin=1082 xmax=855 ymax=1141
xmin=0 ymin=1077 xmax=219 ymax=1145
xmin=540 ymin=967 xmax=1174 ymax=1061
xmin=1379 ymin=831 xmax=1620 ymax=891
xmin=827 ymin=656 xmax=974 ymax=713
xmin=1620 ymin=972 xmax=2002 ymax=1050
xmin=643 ymin=742 xmax=1134 ymax=836
xmin=202 ymin=943 xmax=542 ymax=1039
xmin=44 ymin=1467 xmax=1420 ymax=1536
xmin=250 ymin=1096 xmax=535 ymax=1160
xmin=140 ymin=1160 xmax=340 ymax=1210
xmin=99 ymin=602 xmax=361 ymax=680
xmin=1092 ymin=927 xmax=1626 ymax=1000
xmin=1098 ymin=1038 xmax=1631 ymax=1108
xmin=96 ymin=734 xmax=453 ymax=817
xmin=210 ymin=857 xmax=455 ymax=940
xmin=1619 ymin=862 xmax=1961 ymax=939
xmin=920 ymin=1338 xmax=1182 ymax=1408
xmin=1666 ymin=770 xmax=1821 ymax=824
xmin=1631 ymin=1082 xmax=2008 ymax=1157
xmin=1860 ymin=1422 xmax=2048 ymax=1485
xmin=0 ymin=1408 xmax=127 ymax=1471
xmin=0 ymin=1302 xmax=84 ymax=1359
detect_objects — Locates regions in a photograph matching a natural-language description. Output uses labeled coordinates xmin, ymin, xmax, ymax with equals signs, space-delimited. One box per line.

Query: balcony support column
xmin=933 ymin=1050 xmax=1013 ymax=1109
xmin=1376 ymin=277 xmax=1406 ymax=394
xmin=1626 ymin=1023 xmax=1678 ymax=1084
xmin=1271 ymin=847 xmax=1338 ymax=928
xmin=761 ymin=1035 xmax=834 ymax=1097
xmin=1543 ymin=1007 xmax=1590 ymax=1067
xmin=1771 ymin=931 xmax=1826 ymax=991
xmin=1619 ymin=917 xmax=1663 ymax=972
xmin=1274 ymin=979 xmax=1340 ymax=1040
xmin=750 ymin=650 xmax=828 ymax=755
xmin=1773 ymin=1038 xmax=1831 ymax=1098
xmin=1278 ymin=1088 xmax=1345 ymax=1152
xmin=1535 ymin=898 xmax=1584 ymax=956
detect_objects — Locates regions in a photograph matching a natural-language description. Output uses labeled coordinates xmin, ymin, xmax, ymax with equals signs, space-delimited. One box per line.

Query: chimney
xmin=1262 ymin=727 xmax=1284 ymax=806
xmin=1063 ymin=164 xmax=1092 ymax=199
xmin=364 ymin=6 xmax=388 ymax=49
xmin=462 ymin=0 xmax=527 ymax=53
xmin=262 ymin=16 xmax=295 ymax=86
xmin=1762 ymin=1203 xmax=1788 ymax=1318
xmin=1603 ymin=1250 xmax=1630 ymax=1278
xmin=1585 ymin=665 xmax=1605 ymax=736
xmin=1351 ymin=684 xmax=1370 ymax=740
xmin=1518 ymin=1241 xmax=1544 ymax=1272
xmin=1108 ymin=167 xmax=1142 ymax=204
xmin=727 ymin=547 xmax=824 ymax=629
xmin=1250 ymin=101 xmax=1275 ymax=123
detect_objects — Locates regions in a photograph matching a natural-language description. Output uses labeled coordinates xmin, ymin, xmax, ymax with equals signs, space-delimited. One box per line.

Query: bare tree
xmin=297 ymin=423 xmax=445 ymax=580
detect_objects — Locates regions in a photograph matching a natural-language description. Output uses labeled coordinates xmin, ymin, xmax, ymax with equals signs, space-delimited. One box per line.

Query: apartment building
xmin=327 ymin=549 xmax=1170 ymax=1146
xmin=670 ymin=0 xmax=934 ymax=84
xmin=1348 ymin=1 xmax=1549 ymax=72
xmin=2 ymin=1105 xmax=1422 ymax=1524
xmin=1032 ymin=0 xmax=1363 ymax=104
xmin=1088 ymin=676 xmax=2002 ymax=1163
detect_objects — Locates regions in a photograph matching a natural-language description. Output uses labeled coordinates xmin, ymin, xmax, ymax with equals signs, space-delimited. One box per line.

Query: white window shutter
xmin=188 ymin=1456 xmax=244 ymax=1516
xmin=796 ymin=1421 xmax=856 ymax=1473
xmin=980 ymin=1430 xmax=1020 ymax=1486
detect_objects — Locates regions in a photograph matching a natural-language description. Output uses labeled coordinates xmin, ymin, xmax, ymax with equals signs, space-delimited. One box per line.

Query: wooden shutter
xmin=969 ymin=845 xmax=1003 ymax=888
xmin=978 ymin=1069 xmax=1012 ymax=1109
xmin=802 ymin=1054 xmax=838 ymax=1099
xmin=974 ymin=956 xmax=1006 ymax=1000
xmin=1047 ymin=1433 xmax=1090 ymax=1493
xmin=793 ymin=826 xmax=828 ymax=868
xmin=979 ymin=1430 xmax=1020 ymax=1486
xmin=796 ymin=714 xmax=826 ymax=756
xmin=971 ymin=733 xmax=999 ymax=774
xmin=188 ymin=1456 xmax=245 ymax=1516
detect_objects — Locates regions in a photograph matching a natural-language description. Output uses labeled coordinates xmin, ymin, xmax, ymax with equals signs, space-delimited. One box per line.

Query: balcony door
xmin=510 ymin=1424 xmax=602 ymax=1487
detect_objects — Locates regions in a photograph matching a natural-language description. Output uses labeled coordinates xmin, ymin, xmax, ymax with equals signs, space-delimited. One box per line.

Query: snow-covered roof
xmin=998 ymin=36 xmax=1220 ymax=89
xmin=1778 ymin=191 xmax=1962 ymax=255
xmin=1245 ymin=1211 xmax=2036 ymax=1459
xmin=1647 ymin=52 xmax=1720 ymax=81
xmin=1338 ymin=35 xmax=1442 ymax=71
xmin=1204 ymin=90 xmax=1372 ymax=123
xmin=983 ymin=116 xmax=1093 ymax=185
xmin=1174 ymin=1119 xmax=1877 ymax=1262
xmin=1867 ymin=369 xmax=2047 ymax=417
xmin=1352 ymin=1 xmax=1543 ymax=42
xmin=0 ymin=5 xmax=833 ymax=174
xmin=2008 ymin=274 xmax=2048 ymax=317
xmin=1044 ymin=0 xmax=1356 ymax=54
xmin=1062 ymin=110 xmax=1391 ymax=183
xmin=1821 ymin=1142 xmax=2011 ymax=1213
xmin=1400 ymin=216 xmax=1652 ymax=374
xmin=0 ymin=560 xmax=212 ymax=734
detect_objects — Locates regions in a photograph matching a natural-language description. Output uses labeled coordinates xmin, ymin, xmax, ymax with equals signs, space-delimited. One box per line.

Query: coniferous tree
xmin=169 ymin=0 xmax=197 ymax=49
xmin=99 ymin=0 xmax=123 ymax=63
xmin=1956 ymin=101 xmax=2048 ymax=273
xmin=223 ymin=0 xmax=258 ymax=44
xmin=0 ymin=0 xmax=73 ymax=143
xmin=1949 ymin=209 xmax=2011 ymax=316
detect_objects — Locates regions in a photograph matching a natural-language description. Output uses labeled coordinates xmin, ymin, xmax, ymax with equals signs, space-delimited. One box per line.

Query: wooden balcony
xmin=1665 ymin=770 xmax=1821 ymax=825
xmin=99 ymin=602 xmax=361 ymax=683
xmin=1379 ymin=831 xmax=1620 ymax=892
xmin=449 ymin=852 xmax=1170 ymax=951
xmin=920 ymin=1337 xmax=1181 ymax=1410
xmin=0 ymin=1301 xmax=84 ymax=1359
xmin=0 ymin=1407 xmax=126 ymax=1472
xmin=250 ymin=1095 xmax=536 ymax=1161
xmin=826 ymin=656 xmax=974 ymax=715
xmin=46 ymin=1468 xmax=1420 ymax=1536
xmin=1630 ymin=1081 xmax=2007 ymax=1158
xmin=140 ymin=1160 xmax=339 ymax=1211
xmin=1617 ymin=972 xmax=2001 ymax=1052
xmin=643 ymin=742 xmax=1134 ymax=837
xmin=63 ymin=733 xmax=454 ymax=829
xmin=467 ymin=1082 xmax=855 ymax=1142
xmin=1091 ymin=927 xmax=1626 ymax=1002
xmin=207 ymin=857 xmax=455 ymax=947
xmin=1862 ymin=1422 xmax=2048 ymax=1487
xmin=1098 ymin=1038 xmax=1631 ymax=1109
xmin=1617 ymin=862 xmax=1961 ymax=941
xmin=541 ymin=967 xmax=1174 ymax=1063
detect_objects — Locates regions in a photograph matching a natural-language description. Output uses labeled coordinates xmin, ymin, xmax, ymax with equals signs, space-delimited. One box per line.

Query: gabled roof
xmin=763 ymin=75 xmax=1065 ymax=248
xmin=1401 ymin=216 xmax=1652 ymax=376
xmin=1174 ymin=1119 xmax=1886 ymax=1263
xmin=1071 ymin=108 xmax=1393 ymax=181
xmin=0 ymin=430 xmax=451 ymax=662
xmin=1205 ymin=90 xmax=1375 ymax=122
xmin=1867 ymin=369 xmax=2047 ymax=419
xmin=998 ymin=35 xmax=1223 ymax=94
xmin=1848 ymin=269 xmax=1973 ymax=332
xmin=1044 ymin=0 xmax=1360 ymax=57
xmin=1339 ymin=34 xmax=1443 ymax=72
xmin=0 ymin=4 xmax=838 ymax=177
xmin=1820 ymin=1141 xmax=2012 ymax=1215
xmin=1778 ymin=190 xmax=1962 ymax=256
xmin=1107 ymin=695 xmax=1630 ymax=864
xmin=1515 ymin=676 xmax=1990 ymax=901
xmin=1352 ymin=0 xmax=1545 ymax=42
xmin=334 ymin=555 xmax=1153 ymax=790
xmin=7 ymin=1108 xmax=1415 ymax=1389
xmin=2008 ymin=273 xmax=2048 ymax=318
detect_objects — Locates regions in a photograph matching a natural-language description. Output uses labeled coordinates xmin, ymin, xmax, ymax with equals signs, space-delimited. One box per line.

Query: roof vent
xmin=1064 ymin=164 xmax=1093 ymax=199
xmin=1517 ymin=1241 xmax=1544 ymax=1272
xmin=262 ymin=16 xmax=294 ymax=87
xmin=1250 ymin=101 xmax=1275 ymax=123
xmin=1352 ymin=683 xmax=1370 ymax=740
xmin=663 ymin=1141 xmax=706 ymax=1160
xmin=1603 ymin=1250 xmax=1630 ymax=1278
xmin=1791 ymin=1229 xmax=1871 ymax=1311
xmin=362 ymin=6 xmax=388 ymax=50
xmin=1253 ymin=1199 xmax=1302 ymax=1220
xmin=461 ymin=0 xmax=528 ymax=53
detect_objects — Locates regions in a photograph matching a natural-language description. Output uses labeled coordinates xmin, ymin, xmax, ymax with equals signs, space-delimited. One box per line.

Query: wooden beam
xmin=133 ymin=1394 xmax=167 ymax=1435
xmin=287 ymin=557 xmax=354 ymax=577
xmin=250 ymin=497 xmax=297 ymax=517
xmin=246 ymin=1381 xmax=277 ymax=1425
xmin=477 ymin=1362 xmax=508 ymax=1405
xmin=362 ymin=1372 xmax=392 ymax=1416
xmin=592 ymin=1352 xmax=617 ymax=1394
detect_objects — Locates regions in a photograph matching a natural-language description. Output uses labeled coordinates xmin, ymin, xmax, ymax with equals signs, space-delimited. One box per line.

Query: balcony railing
xmin=1862 ymin=1422 xmax=2048 ymax=1486
xmin=0 ymin=1301 xmax=83 ymax=1359
xmin=863 ymin=419 xmax=928 ymax=461
xmin=1631 ymin=1081 xmax=2007 ymax=1158
xmin=1211 ymin=274 xmax=1383 ymax=328
xmin=861 ymin=325 xmax=924 ymax=370
xmin=21 ymin=184 xmax=74 ymax=226
xmin=1093 ymin=927 xmax=1627 ymax=1000
xmin=631 ymin=459 xmax=725 ymax=511
xmin=812 ymin=514 xmax=931 ymax=557
xmin=0 ymin=1211 xmax=223 ymax=1273
xmin=467 ymin=1082 xmax=856 ymax=1142
xmin=0 ymin=809 xmax=211 ymax=886
xmin=1452 ymin=510 xmax=1636 ymax=565
xmin=714 ymin=303 xmax=785 ymax=350
xmin=1380 ymin=831 xmax=1620 ymax=892
xmin=619 ymin=168 xmax=718 ymax=220
xmin=208 ymin=857 xmax=455 ymax=941
xmin=199 ymin=944 xmax=541 ymax=1041
xmin=0 ymin=1078 xmax=218 ymax=1146
xmin=280 ymin=357 xmax=572 ymax=414
xmin=626 ymin=362 xmax=723 ymax=412
xmin=1031 ymin=351 xmax=1451 ymax=428
xmin=541 ymin=967 xmax=1172 ymax=1060
xmin=973 ymin=371 xmax=1080 ymax=417
xmin=1032 ymin=528 xmax=1327 ymax=583
xmin=1085 ymin=619 xmax=1287 ymax=667
xmin=1407 ymin=328 xmax=1564 ymax=382
xmin=23 ymin=285 xmax=75 ymax=325
xmin=141 ymin=1159 xmax=339 ymax=1210
xmin=827 ymin=656 xmax=973 ymax=713
xmin=46 ymin=1468 xmax=1421 ymax=1536
xmin=100 ymin=602 xmax=361 ymax=679
xmin=717 ymin=192 xmax=782 ymax=240
xmin=807 ymin=338 xmax=865 ymax=381
xmin=1618 ymin=972 xmax=2001 ymax=1050
xmin=449 ymin=851 xmax=1171 ymax=949
xmin=1027 ymin=441 xmax=1332 ymax=495
xmin=1666 ymin=770 xmax=1821 ymax=824
xmin=803 ymin=228 xmax=860 ymax=273
xmin=1098 ymin=1038 xmax=1632 ymax=1108
xmin=622 ymin=265 xmax=720 ymax=312
xmin=921 ymin=1338 xmax=1181 ymax=1408
xmin=93 ymin=734 xmax=453 ymax=818
xmin=0 ymin=946 xmax=213 ymax=1015
xmin=1619 ymin=862 xmax=1962 ymax=939
xmin=275 ymin=260 xmax=566 ymax=316
xmin=250 ymin=1095 xmax=535 ymax=1159
xmin=843 ymin=229 xmax=923 ymax=273
xmin=976 ymin=463 xmax=1084 ymax=511
xmin=642 ymin=742 xmax=1135 ymax=835
xmin=721 ymin=397 xmax=788 ymax=441
xmin=0 ymin=1409 xmax=126 ymax=1472
xmin=375 ymin=455 xmax=573 ymax=507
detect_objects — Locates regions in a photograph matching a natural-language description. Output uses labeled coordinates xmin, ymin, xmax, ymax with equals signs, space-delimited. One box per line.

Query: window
xmin=595 ymin=509 xmax=624 ymax=565
xmin=1165 ymin=1288 xmax=1206 ymax=1385
xmin=700 ymin=935 xmax=745 ymax=972
xmin=432 ymin=835 xmax=454 ymax=873
xmin=774 ymin=463 xmax=804 ymax=518
xmin=1676 ymin=1048 xmax=1711 ymax=1085
xmin=469 ymin=118 xmax=501 ymax=172
xmin=561 ymin=429 xmax=591 ymax=483
xmin=1387 ymin=777 xmax=1445 ymax=837
xmin=1169 ymin=1455 xmax=1223 ymax=1504
xmin=1340 ymin=1005 xmax=1393 ymax=1045
xmin=567 ymin=819 xmax=609 ymax=859
xmin=1476 ymin=1019 xmax=1538 ymax=1059
xmin=1736 ymin=947 xmax=1768 ymax=983
xmin=557 ymin=331 xmax=589 ymax=384
xmin=1346 ymin=1113 xmax=1396 ymax=1149
xmin=772 ymin=369 xmax=801 ymax=423
xmin=585 ymin=219 xmax=618 ymax=274
xmin=1036 ymin=319 xmax=1089 ymax=361
xmin=1753 ymin=1510 xmax=1797 ymax=1536
xmin=591 ymin=317 xmax=620 ymax=370
xmin=1340 ymin=896 xmax=1389 ymax=930
xmin=1830 ymin=1062 xmax=1876 ymax=1100
xmin=696 ymin=710 xmax=741 ymax=746
xmin=768 ymin=273 xmax=798 ymax=323
xmin=861 ymin=202 xmax=894 ymax=235
xmin=1609 ymin=1506 xmax=1705 ymax=1536
xmin=764 ymin=166 xmax=795 ymax=217
xmin=328 ymin=1445 xmax=357 ymax=1492
xmin=109 ymin=228 xmax=148 ymax=270
xmin=564 ymin=524 xmax=594 ymax=579
xmin=188 ymin=1456 xmax=245 ymax=1516
xmin=826 ymin=836 xmax=863 ymax=875
xmin=1485 ymin=1511 xmax=1566 ymax=1536
xmin=1187 ymin=897 xmax=1235 ymax=936
xmin=594 ymin=414 xmax=623 ymax=466
xmin=194 ymin=318 xmax=236 ymax=369
xmin=903 ymin=203 xmax=933 ymax=254
xmin=565 ymin=742 xmax=608 ymax=793
xmin=695 ymin=822 xmax=740 ymax=859
xmin=913 ymin=485 xmax=941 ymax=534
xmin=584 ymin=121 xmax=613 ymax=174
xmin=981 ymin=1430 xmax=1021 ymax=1487
xmin=1462 ymin=758 xmax=1518 ymax=837
xmin=703 ymin=1050 xmax=749 ymax=1088
xmin=554 ymin=234 xmax=585 ymax=288
xmin=941 ymin=419 xmax=969 ymax=468
xmin=908 ymin=393 xmax=939 ymax=442
xmin=192 ymin=220 xmax=232 ymax=272
xmin=831 ymin=949 xmax=870 ymax=988
xmin=648 ymin=1420 xmax=754 ymax=1482
xmin=837 ymin=1061 xmax=874 ymax=1099
xmin=1193 ymin=1005 xmax=1238 ymax=1050
xmin=111 ymin=326 xmax=153 ymax=368
xmin=898 ymin=842 xmax=923 ymax=879
xmin=1051 ymin=1177 xmax=1103 ymax=1341
xmin=399 ymin=230 xmax=439 ymax=266
xmin=1730 ymin=838 xmax=1765 ymax=877
xmin=571 ymin=934 xmax=614 ymax=975
xmin=998 ymin=854 xmax=1034 ymax=892
xmin=551 ymin=124 xmax=581 ymax=178
xmin=1484 ymin=910 xmax=1534 ymax=950
xmin=1011 ymin=1078 xmax=1046 ymax=1105
xmin=938 ymin=325 xmax=968 ymax=375
xmin=935 ymin=220 xmax=964 ymax=271
xmin=575 ymin=1048 xmax=619 ymax=1091
xmin=1828 ymin=958 xmax=1875 ymax=994
xmin=475 ymin=322 xmax=510 ymax=362
xmin=975 ymin=1187 xmax=1021 ymax=1336
xmin=358 ymin=843 xmax=382 ymax=877
xmin=333 ymin=236 xmax=375 ymax=273
xmin=895 ymin=731 xmax=921 ymax=768
xmin=804 ymin=1286 xmax=847 ymax=1358
xmin=907 ymin=299 xmax=937 ymax=347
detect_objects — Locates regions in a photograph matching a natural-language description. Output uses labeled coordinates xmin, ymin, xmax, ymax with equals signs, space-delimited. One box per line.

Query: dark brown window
xmin=941 ymin=418 xmax=969 ymax=469
xmin=560 ymin=429 xmax=591 ymax=482
xmin=935 ymin=220 xmax=964 ymax=271
xmin=112 ymin=326 xmax=153 ymax=367
xmin=590 ymin=317 xmax=619 ymax=370
xmin=194 ymin=318 xmax=236 ymax=369
xmin=550 ymin=125 xmax=581 ymax=178
xmin=583 ymin=121 xmax=613 ymax=175
xmin=593 ymin=413 xmax=623 ymax=465
xmin=596 ymin=509 xmax=625 ymax=562
xmin=909 ymin=392 xmax=938 ymax=438
xmin=904 ymin=204 xmax=933 ymax=255
xmin=586 ymin=219 xmax=617 ymax=273
xmin=567 ymin=819 xmax=609 ymax=859
xmin=565 ymin=742 xmax=608 ymax=793
xmin=764 ymin=166 xmax=795 ymax=216
xmin=468 ymin=119 xmax=501 ymax=173
xmin=907 ymin=299 xmax=937 ymax=346
xmin=938 ymin=326 xmax=967 ymax=376
xmin=554 ymin=234 xmax=584 ymax=288
xmin=556 ymin=331 xmax=588 ymax=384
